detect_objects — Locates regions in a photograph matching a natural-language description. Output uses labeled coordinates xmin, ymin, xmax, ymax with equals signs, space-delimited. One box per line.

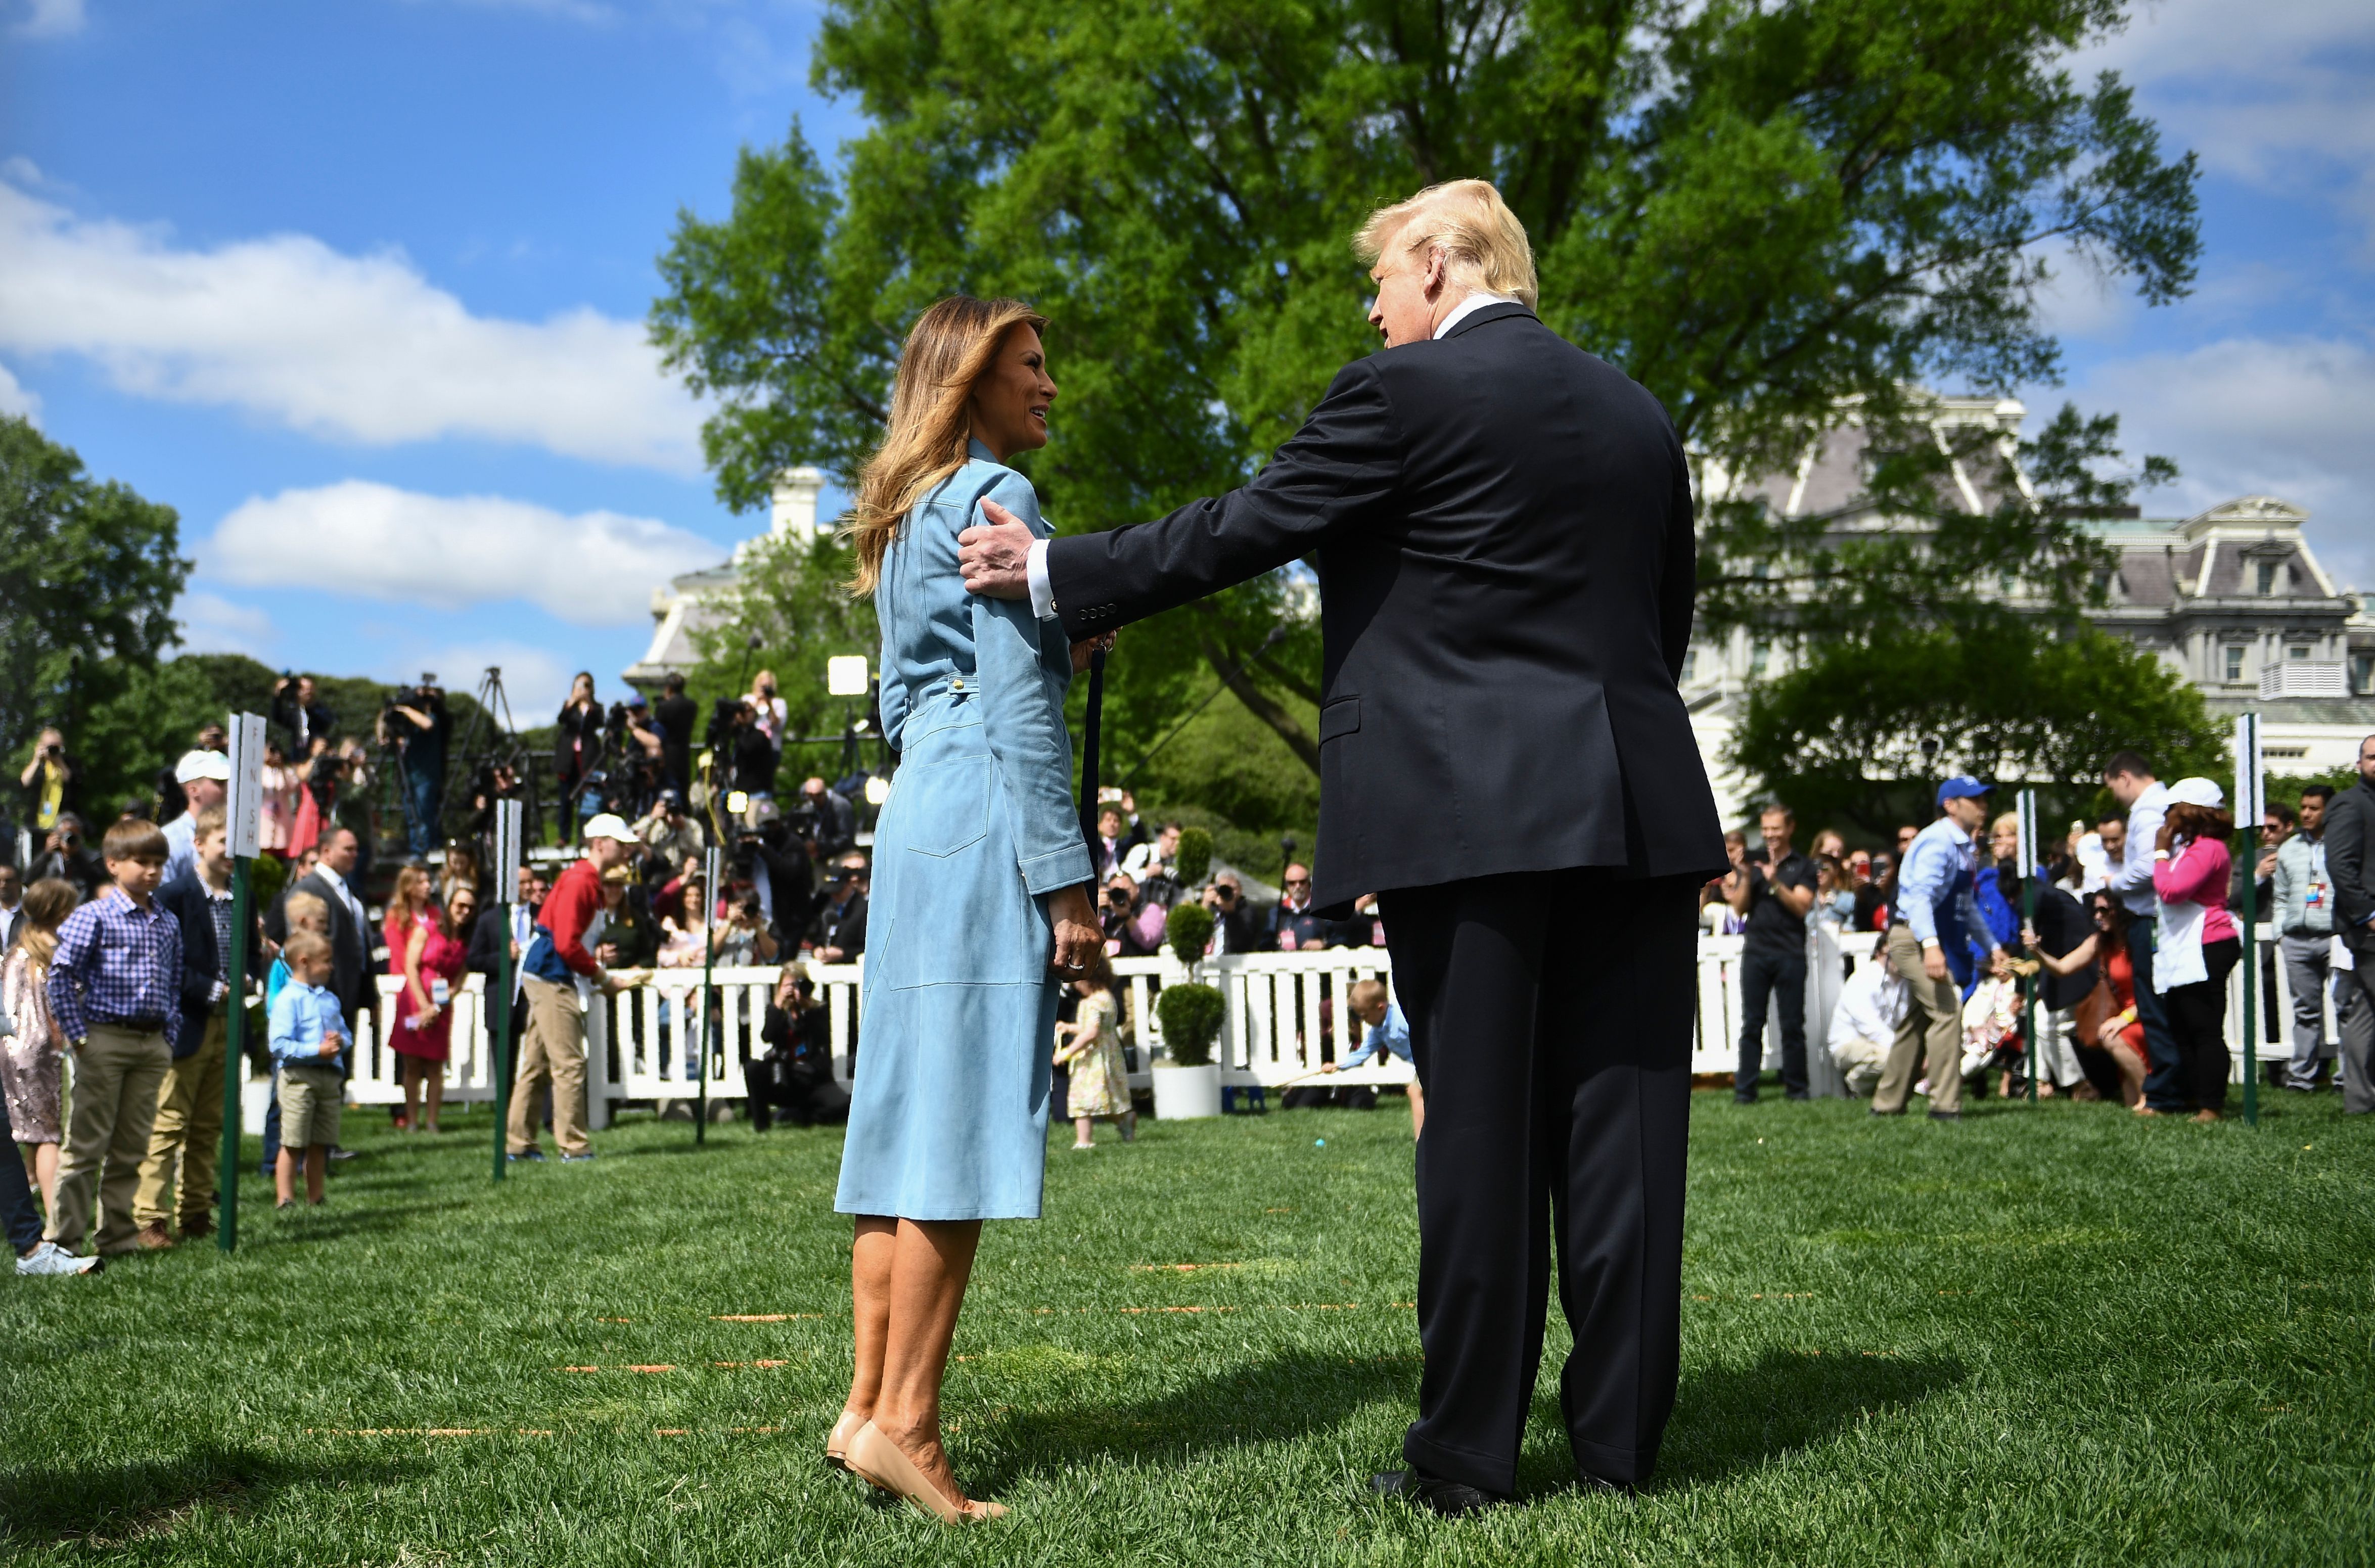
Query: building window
xmin=2257 ymin=559 xmax=2279 ymax=595
xmin=2354 ymin=653 xmax=2375 ymax=695
xmin=2288 ymin=644 xmax=2310 ymax=662
xmin=2224 ymin=645 xmax=2246 ymax=683
xmin=1750 ymin=639 xmax=1771 ymax=678
xmin=1681 ymin=649 xmax=1698 ymax=684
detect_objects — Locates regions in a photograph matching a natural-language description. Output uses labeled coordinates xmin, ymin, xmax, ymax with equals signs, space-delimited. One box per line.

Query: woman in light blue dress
xmin=827 ymin=297 xmax=1103 ymax=1524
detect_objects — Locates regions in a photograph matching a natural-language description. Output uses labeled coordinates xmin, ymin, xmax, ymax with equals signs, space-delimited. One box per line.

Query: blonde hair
xmin=390 ymin=864 xmax=432 ymax=927
xmin=283 ymin=930 xmax=332 ymax=970
xmin=17 ymin=878 xmax=79 ymax=971
xmin=847 ymin=296 xmax=1049 ymax=595
xmin=285 ymin=891 xmax=331 ymax=932
xmin=1349 ymin=977 xmax=1390 ymax=1013
xmin=1354 ymin=179 xmax=1538 ymax=310
xmin=1992 ymin=811 xmax=2021 ymax=839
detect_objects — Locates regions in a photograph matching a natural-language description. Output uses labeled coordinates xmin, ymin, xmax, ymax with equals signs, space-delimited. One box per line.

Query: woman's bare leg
xmin=31 ymin=1141 xmax=60 ymax=1214
xmin=424 ymin=1064 xmax=444 ymax=1131
xmin=1073 ymin=1115 xmax=1093 ymax=1146
xmin=2111 ymin=1043 xmax=2145 ymax=1106
xmin=401 ymin=1059 xmax=421 ymax=1128
xmin=847 ymin=1215 xmax=896 ymax=1423
xmin=873 ymin=1218 xmax=984 ymax=1504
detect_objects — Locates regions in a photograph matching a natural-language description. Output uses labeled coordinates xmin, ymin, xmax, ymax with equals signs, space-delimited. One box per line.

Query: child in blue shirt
xmin=269 ymin=930 xmax=347 ymax=1209
xmin=1323 ymin=977 xmax=1424 ymax=1138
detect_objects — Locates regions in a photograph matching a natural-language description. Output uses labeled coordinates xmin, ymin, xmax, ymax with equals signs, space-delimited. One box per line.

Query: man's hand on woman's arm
xmin=958 ymin=502 xmax=1037 ymax=599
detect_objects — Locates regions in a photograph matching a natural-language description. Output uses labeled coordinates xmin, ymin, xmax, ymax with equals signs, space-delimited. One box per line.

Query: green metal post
xmin=492 ymin=903 xmax=513 ymax=1181
xmin=2022 ymin=872 xmax=2039 ymax=1102
xmin=217 ymin=855 xmax=252 ymax=1252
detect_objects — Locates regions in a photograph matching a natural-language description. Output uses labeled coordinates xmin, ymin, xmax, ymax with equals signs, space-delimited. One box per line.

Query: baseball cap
xmin=175 ymin=749 xmax=232 ymax=785
xmin=2165 ymin=777 xmax=2225 ymax=810
xmin=657 ymin=788 xmax=683 ymax=807
xmin=582 ymin=813 xmax=640 ymax=845
xmin=1935 ymin=775 xmax=1990 ymax=807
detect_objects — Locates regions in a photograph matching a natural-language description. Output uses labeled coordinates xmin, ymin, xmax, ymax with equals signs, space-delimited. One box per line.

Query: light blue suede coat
xmin=834 ymin=445 xmax=1093 ymax=1221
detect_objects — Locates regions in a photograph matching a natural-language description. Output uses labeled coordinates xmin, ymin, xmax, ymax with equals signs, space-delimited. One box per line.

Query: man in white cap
xmin=508 ymin=814 xmax=638 ymax=1163
xmin=161 ymin=750 xmax=231 ymax=886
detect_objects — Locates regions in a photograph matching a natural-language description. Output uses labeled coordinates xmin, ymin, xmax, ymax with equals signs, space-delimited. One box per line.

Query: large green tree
xmin=651 ymin=0 xmax=2197 ymax=784
xmin=1 ymin=416 xmax=191 ymax=820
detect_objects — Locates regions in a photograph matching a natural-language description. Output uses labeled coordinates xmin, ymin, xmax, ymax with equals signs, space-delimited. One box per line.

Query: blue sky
xmin=4 ymin=0 xmax=2372 ymax=718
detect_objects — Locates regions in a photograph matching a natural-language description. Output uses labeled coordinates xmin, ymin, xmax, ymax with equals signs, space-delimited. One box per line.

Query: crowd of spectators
xmin=1726 ymin=744 xmax=2375 ymax=1122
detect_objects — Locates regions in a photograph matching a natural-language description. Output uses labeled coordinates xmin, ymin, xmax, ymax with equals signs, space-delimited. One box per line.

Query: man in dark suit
xmin=2316 ymin=732 xmax=2375 ymax=1114
xmin=961 ymin=179 xmax=1723 ymax=1510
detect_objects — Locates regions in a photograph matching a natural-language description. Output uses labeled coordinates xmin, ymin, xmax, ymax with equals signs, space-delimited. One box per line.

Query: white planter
xmin=1151 ymin=1062 xmax=1222 ymax=1120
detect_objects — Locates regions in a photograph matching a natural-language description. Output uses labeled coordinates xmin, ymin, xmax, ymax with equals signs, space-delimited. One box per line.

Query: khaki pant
xmin=47 ymin=1023 xmax=171 ymax=1254
xmin=1872 ymin=925 xmax=1965 ymax=1116
xmin=509 ymin=975 xmax=589 ymax=1156
xmin=134 ymin=1007 xmax=227 ymax=1229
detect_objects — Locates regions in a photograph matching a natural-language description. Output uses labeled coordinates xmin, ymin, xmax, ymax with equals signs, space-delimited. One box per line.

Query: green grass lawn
xmin=4 ymin=1089 xmax=2371 ymax=1565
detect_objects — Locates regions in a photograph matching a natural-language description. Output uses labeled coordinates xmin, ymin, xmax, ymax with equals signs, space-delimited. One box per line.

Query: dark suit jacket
xmin=154 ymin=870 xmax=263 ymax=1059
xmin=813 ymin=890 xmax=867 ymax=960
xmin=1045 ymin=303 xmax=1724 ymax=909
xmin=264 ymin=870 xmax=370 ymax=1024
xmin=2325 ymin=782 xmax=2375 ymax=932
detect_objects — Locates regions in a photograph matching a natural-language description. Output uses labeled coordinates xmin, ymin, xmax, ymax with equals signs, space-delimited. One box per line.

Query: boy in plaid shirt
xmin=44 ymin=818 xmax=181 ymax=1258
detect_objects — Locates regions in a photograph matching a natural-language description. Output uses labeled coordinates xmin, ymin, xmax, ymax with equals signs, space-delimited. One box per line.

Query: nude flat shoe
xmin=845 ymin=1420 xmax=1007 ymax=1523
xmin=826 ymin=1409 xmax=866 ymax=1470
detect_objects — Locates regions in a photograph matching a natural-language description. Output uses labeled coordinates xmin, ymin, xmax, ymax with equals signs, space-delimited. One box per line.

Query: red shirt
xmin=537 ymin=858 xmax=605 ymax=977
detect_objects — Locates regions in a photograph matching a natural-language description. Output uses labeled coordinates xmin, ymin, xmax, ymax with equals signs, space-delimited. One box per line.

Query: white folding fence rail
xmin=228 ymin=926 xmax=2331 ymax=1126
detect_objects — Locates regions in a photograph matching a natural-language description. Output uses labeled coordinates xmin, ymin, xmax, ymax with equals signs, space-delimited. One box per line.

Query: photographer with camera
xmin=1101 ymin=872 xmax=1164 ymax=958
xmin=269 ymin=674 xmax=336 ymax=756
xmin=654 ymin=672 xmax=698 ymax=800
xmin=750 ymin=963 xmax=849 ymax=1130
xmin=736 ymin=801 xmax=817 ymax=949
xmin=812 ymin=854 xmax=870 ymax=964
xmin=797 ymin=777 xmax=857 ymax=863
xmin=1200 ymin=872 xmax=1263 ymax=955
xmin=382 ymin=676 xmax=452 ymax=858
xmin=20 ymin=728 xmax=79 ymax=846
xmin=635 ymin=789 xmax=704 ymax=882
xmin=554 ymin=673 xmax=604 ymax=826
xmin=730 ymin=700 xmax=780 ymax=816
xmin=28 ymin=812 xmax=103 ymax=898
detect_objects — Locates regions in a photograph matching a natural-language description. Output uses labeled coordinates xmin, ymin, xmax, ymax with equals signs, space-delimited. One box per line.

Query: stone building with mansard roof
xmin=1685 ymin=394 xmax=2375 ymax=825
xmin=621 ymin=467 xmax=828 ymax=693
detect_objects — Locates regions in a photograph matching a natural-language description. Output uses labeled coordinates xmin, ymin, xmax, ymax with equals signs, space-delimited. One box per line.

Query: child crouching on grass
xmin=270 ymin=930 xmax=347 ymax=1209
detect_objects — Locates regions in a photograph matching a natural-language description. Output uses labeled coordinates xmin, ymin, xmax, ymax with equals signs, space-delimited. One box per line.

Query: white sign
xmin=2234 ymin=713 xmax=2263 ymax=826
xmin=225 ymin=712 xmax=266 ymax=858
xmin=827 ymin=655 xmax=870 ymax=698
xmin=494 ymin=799 xmax=525 ymax=903
xmin=2015 ymin=788 xmax=2039 ymax=879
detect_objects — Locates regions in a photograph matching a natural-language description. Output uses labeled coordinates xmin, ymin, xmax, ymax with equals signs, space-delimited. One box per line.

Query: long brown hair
xmin=390 ymin=864 xmax=433 ymax=929
xmin=15 ymin=878 xmax=79 ymax=970
xmin=847 ymin=296 xmax=1048 ymax=595
xmin=2165 ymin=802 xmax=2235 ymax=844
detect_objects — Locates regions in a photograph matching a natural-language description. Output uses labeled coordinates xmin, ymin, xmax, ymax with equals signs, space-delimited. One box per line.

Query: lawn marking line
xmin=560 ymin=1367 xmax=599 ymax=1373
xmin=711 ymin=1313 xmax=827 ymax=1322
xmin=655 ymin=1428 xmax=691 ymax=1437
xmin=710 ymin=1360 xmax=791 ymax=1369
xmin=1130 ymin=1262 xmax=1243 ymax=1273
xmin=596 ymin=1316 xmax=632 ymax=1323
xmin=624 ymin=1365 xmax=675 ymax=1373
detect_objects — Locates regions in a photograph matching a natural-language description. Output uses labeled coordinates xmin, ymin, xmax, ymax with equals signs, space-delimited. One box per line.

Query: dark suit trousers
xmin=1381 ymin=869 xmax=1697 ymax=1495
xmin=1733 ymin=947 xmax=1808 ymax=1098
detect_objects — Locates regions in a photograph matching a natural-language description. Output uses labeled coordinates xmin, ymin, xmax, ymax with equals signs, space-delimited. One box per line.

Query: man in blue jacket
xmin=134 ymin=807 xmax=260 ymax=1247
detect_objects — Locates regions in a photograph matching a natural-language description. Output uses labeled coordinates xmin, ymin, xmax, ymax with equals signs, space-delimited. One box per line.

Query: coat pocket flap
xmin=1319 ymin=697 xmax=1362 ymax=743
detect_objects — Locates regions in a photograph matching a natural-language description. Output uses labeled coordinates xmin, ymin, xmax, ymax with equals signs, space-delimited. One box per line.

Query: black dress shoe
xmin=1575 ymin=1470 xmax=1637 ymax=1498
xmin=1928 ymin=1110 xmax=1962 ymax=1123
xmin=1371 ymin=1468 xmax=1506 ymax=1516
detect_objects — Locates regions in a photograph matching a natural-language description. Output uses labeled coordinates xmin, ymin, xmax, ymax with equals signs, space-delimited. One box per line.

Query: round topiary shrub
xmin=1165 ymin=900 xmax=1215 ymax=965
xmin=1155 ymin=982 xmax=1225 ymax=1068
xmin=1174 ymin=825 xmax=1213 ymax=888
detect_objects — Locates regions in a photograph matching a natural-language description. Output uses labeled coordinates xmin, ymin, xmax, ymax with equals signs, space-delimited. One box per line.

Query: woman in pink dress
xmin=385 ymin=867 xmax=464 ymax=1133
xmin=257 ymin=740 xmax=302 ymax=857
xmin=2 ymin=878 xmax=81 ymax=1216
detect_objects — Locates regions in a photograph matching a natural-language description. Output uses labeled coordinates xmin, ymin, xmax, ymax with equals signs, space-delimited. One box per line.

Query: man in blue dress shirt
xmin=1871 ymin=778 xmax=2005 ymax=1121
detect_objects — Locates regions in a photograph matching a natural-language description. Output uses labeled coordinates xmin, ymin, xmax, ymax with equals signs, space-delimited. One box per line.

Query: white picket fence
xmin=231 ymin=925 xmax=2337 ymax=1127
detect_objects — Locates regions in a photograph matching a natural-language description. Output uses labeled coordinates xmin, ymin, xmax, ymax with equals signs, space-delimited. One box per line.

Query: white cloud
xmin=15 ymin=0 xmax=87 ymax=37
xmin=2070 ymin=333 xmax=2375 ymax=586
xmin=0 ymin=362 xmax=40 ymax=424
xmin=201 ymin=481 xmax=721 ymax=626
xmin=2078 ymin=1 xmax=2375 ymax=235
xmin=0 ymin=178 xmax=706 ymax=472
xmin=172 ymin=590 xmax=276 ymax=656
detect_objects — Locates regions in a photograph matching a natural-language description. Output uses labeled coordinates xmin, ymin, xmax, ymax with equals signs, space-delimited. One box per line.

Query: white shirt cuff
xmin=1026 ymin=539 xmax=1056 ymax=621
